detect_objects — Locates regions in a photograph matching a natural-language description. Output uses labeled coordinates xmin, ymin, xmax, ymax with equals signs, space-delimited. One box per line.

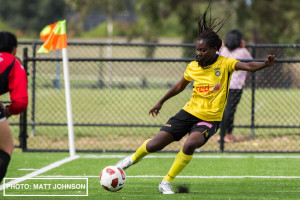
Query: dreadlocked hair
xmin=197 ymin=2 xmax=226 ymax=51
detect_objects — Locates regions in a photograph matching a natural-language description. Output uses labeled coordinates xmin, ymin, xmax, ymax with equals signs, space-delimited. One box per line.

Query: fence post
xmin=251 ymin=45 xmax=256 ymax=137
xmin=219 ymin=120 xmax=226 ymax=152
xmin=19 ymin=109 xmax=28 ymax=151
xmin=19 ymin=47 xmax=28 ymax=151
xmin=55 ymin=50 xmax=61 ymax=90
xmin=30 ymin=43 xmax=37 ymax=136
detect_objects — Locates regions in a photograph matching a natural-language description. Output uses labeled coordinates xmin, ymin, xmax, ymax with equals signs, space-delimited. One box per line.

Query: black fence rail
xmin=11 ymin=41 xmax=300 ymax=153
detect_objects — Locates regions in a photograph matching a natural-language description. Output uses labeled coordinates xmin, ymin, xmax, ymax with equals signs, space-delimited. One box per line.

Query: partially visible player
xmin=219 ymin=29 xmax=253 ymax=142
xmin=0 ymin=31 xmax=28 ymax=183
xmin=116 ymin=3 xmax=277 ymax=194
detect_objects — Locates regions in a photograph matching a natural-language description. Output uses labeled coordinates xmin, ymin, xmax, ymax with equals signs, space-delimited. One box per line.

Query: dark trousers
xmin=222 ymin=89 xmax=243 ymax=134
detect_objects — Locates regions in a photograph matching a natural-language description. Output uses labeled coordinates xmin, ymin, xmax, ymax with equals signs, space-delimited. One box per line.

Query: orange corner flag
xmin=37 ymin=20 xmax=67 ymax=53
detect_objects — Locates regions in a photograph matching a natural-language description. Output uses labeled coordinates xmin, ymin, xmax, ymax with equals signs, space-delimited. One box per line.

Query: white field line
xmin=81 ymin=155 xmax=249 ymax=159
xmin=80 ymin=154 xmax=300 ymax=159
xmin=0 ymin=156 xmax=80 ymax=191
xmin=36 ymin=175 xmax=300 ymax=179
xmin=18 ymin=168 xmax=37 ymax=171
xmin=254 ymin=155 xmax=300 ymax=158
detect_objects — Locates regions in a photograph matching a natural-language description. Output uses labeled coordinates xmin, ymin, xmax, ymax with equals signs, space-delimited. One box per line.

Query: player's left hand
xmin=149 ymin=102 xmax=163 ymax=117
xmin=0 ymin=102 xmax=12 ymax=118
xmin=265 ymin=55 xmax=277 ymax=67
xmin=5 ymin=106 xmax=12 ymax=118
xmin=0 ymin=102 xmax=5 ymax=115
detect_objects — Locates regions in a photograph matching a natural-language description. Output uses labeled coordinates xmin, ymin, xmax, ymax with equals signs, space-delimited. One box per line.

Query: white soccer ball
xmin=100 ymin=165 xmax=126 ymax=192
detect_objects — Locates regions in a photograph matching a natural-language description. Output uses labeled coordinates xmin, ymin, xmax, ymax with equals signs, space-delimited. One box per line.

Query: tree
xmin=234 ymin=0 xmax=300 ymax=88
xmin=64 ymin=0 xmax=135 ymax=37
xmin=235 ymin=0 xmax=300 ymax=44
xmin=0 ymin=0 xmax=66 ymax=36
xmin=132 ymin=0 xmax=235 ymax=57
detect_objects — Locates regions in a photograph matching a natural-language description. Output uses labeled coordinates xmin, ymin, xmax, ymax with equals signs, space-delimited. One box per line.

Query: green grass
xmin=1 ymin=151 xmax=300 ymax=200
xmin=26 ymin=87 xmax=300 ymax=139
xmin=5 ymin=87 xmax=300 ymax=130
xmin=2 ymin=86 xmax=300 ymax=151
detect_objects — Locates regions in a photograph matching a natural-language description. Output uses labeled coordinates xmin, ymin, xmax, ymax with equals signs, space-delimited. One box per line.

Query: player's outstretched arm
xmin=149 ymin=76 xmax=190 ymax=117
xmin=235 ymin=55 xmax=277 ymax=72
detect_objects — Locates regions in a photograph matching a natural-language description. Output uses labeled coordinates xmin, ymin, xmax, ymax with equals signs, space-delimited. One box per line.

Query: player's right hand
xmin=265 ymin=55 xmax=277 ymax=67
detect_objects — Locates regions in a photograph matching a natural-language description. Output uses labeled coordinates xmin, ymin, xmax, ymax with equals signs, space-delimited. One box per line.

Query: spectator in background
xmin=219 ymin=30 xmax=253 ymax=142
xmin=0 ymin=31 xmax=28 ymax=183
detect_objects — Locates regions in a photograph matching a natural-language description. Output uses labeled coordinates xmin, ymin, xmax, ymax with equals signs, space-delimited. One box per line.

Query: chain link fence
xmin=6 ymin=41 xmax=300 ymax=153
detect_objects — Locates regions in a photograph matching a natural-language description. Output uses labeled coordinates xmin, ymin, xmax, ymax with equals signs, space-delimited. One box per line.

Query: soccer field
xmin=1 ymin=151 xmax=300 ymax=200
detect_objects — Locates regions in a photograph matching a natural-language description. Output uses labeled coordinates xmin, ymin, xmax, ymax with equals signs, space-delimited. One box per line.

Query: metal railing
xmin=13 ymin=41 xmax=300 ymax=153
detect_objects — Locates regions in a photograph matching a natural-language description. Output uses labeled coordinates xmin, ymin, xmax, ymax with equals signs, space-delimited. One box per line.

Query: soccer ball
xmin=99 ymin=166 xmax=126 ymax=192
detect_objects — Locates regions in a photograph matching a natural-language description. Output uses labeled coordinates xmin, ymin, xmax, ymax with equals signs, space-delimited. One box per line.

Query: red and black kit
xmin=0 ymin=52 xmax=28 ymax=116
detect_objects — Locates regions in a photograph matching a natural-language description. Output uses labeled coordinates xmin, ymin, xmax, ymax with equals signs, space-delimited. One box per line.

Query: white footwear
xmin=116 ymin=155 xmax=135 ymax=170
xmin=158 ymin=181 xmax=175 ymax=194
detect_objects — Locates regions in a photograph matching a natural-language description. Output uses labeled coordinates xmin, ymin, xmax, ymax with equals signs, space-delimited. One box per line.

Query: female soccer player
xmin=0 ymin=31 xmax=28 ymax=183
xmin=116 ymin=5 xmax=277 ymax=194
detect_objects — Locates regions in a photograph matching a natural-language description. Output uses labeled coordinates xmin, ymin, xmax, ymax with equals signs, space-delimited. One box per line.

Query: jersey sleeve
xmin=8 ymin=58 xmax=28 ymax=114
xmin=183 ymin=62 xmax=194 ymax=81
xmin=227 ymin=57 xmax=239 ymax=72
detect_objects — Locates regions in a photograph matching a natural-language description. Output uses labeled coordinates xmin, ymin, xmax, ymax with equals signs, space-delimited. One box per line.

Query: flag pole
xmin=62 ymin=48 xmax=75 ymax=157
xmin=37 ymin=20 xmax=75 ymax=157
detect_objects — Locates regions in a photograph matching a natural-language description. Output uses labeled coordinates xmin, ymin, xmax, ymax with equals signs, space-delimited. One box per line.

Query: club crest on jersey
xmin=214 ymin=67 xmax=221 ymax=76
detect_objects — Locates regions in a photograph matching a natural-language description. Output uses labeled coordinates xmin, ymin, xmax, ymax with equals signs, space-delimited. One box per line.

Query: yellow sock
xmin=132 ymin=139 xmax=151 ymax=163
xmin=162 ymin=149 xmax=193 ymax=183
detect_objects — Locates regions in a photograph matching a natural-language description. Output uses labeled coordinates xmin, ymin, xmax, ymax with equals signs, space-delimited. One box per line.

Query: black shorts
xmin=160 ymin=109 xmax=221 ymax=142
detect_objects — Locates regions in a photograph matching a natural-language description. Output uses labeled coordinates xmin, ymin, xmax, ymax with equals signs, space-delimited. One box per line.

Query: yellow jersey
xmin=182 ymin=56 xmax=239 ymax=121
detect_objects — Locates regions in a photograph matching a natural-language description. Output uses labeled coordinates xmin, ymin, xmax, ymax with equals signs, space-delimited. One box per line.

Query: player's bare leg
xmin=116 ymin=131 xmax=174 ymax=170
xmin=0 ymin=120 xmax=14 ymax=183
xmin=182 ymin=131 xmax=205 ymax=155
xmin=146 ymin=131 xmax=174 ymax=152
xmin=0 ymin=121 xmax=14 ymax=155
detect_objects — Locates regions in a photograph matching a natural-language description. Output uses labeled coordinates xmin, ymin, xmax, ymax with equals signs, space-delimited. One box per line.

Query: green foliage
xmin=0 ymin=18 xmax=16 ymax=33
xmin=157 ymin=13 xmax=180 ymax=38
xmin=65 ymin=0 xmax=136 ymax=37
xmin=236 ymin=0 xmax=300 ymax=43
xmin=80 ymin=14 xmax=181 ymax=39
xmin=1 ymin=0 xmax=300 ymax=43
xmin=80 ymin=22 xmax=110 ymax=38
xmin=0 ymin=0 xmax=66 ymax=37
xmin=80 ymin=22 xmax=136 ymax=38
